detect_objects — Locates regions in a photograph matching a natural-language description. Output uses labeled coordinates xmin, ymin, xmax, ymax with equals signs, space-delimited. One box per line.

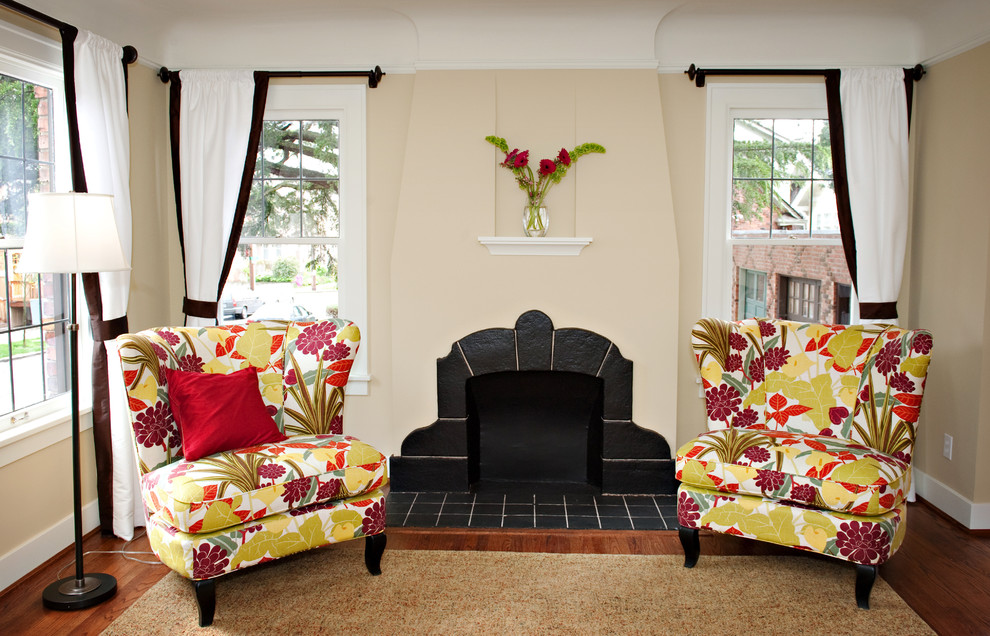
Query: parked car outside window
xmin=221 ymin=294 xmax=263 ymax=320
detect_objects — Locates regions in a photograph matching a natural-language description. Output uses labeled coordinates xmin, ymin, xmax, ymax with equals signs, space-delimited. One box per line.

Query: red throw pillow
xmin=164 ymin=366 xmax=287 ymax=461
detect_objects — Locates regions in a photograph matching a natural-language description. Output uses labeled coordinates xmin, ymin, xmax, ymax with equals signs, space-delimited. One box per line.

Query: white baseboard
xmin=914 ymin=469 xmax=990 ymax=530
xmin=0 ymin=500 xmax=100 ymax=593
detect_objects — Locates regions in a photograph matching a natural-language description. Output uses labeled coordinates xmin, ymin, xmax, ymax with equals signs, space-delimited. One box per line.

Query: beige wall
xmin=910 ymin=41 xmax=990 ymax=503
xmin=388 ymin=69 xmax=680 ymax=451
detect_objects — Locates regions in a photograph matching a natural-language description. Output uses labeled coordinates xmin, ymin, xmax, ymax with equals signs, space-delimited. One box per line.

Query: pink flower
xmin=513 ymin=150 xmax=529 ymax=168
xmin=539 ymin=159 xmax=556 ymax=176
xmin=558 ymin=148 xmax=571 ymax=166
xmin=503 ymin=149 xmax=519 ymax=166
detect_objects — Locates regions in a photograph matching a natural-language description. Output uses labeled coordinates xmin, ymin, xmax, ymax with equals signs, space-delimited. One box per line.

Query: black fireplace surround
xmin=390 ymin=310 xmax=675 ymax=495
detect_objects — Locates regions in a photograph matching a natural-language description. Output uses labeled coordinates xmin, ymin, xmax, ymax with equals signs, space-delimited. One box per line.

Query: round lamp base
xmin=42 ymin=573 xmax=117 ymax=610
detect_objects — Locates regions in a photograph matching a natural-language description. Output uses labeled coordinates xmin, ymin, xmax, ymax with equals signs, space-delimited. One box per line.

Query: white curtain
xmin=840 ymin=67 xmax=910 ymax=325
xmin=178 ymin=70 xmax=256 ymax=327
xmin=73 ymin=31 xmax=141 ymax=539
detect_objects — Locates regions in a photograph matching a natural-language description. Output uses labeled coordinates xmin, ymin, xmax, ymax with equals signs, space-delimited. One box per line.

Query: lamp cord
xmin=54 ymin=527 xmax=164 ymax=581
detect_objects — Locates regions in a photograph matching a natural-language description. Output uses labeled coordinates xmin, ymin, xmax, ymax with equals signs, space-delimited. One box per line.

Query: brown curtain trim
xmin=167 ymin=72 xmax=190 ymax=321
xmin=183 ymin=297 xmax=219 ymax=319
xmin=824 ymin=70 xmax=857 ymax=292
xmin=90 ymin=315 xmax=129 ymax=342
xmin=217 ymin=71 xmax=270 ymax=299
xmin=860 ymin=302 xmax=899 ymax=321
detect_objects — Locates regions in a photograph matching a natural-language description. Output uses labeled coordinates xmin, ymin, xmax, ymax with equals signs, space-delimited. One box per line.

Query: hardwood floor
xmin=1 ymin=498 xmax=987 ymax=635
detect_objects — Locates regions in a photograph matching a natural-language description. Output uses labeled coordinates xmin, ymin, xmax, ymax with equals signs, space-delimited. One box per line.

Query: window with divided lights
xmin=0 ymin=72 xmax=71 ymax=427
xmin=220 ymin=84 xmax=369 ymax=392
xmin=704 ymin=83 xmax=855 ymax=324
xmin=779 ymin=275 xmax=821 ymax=322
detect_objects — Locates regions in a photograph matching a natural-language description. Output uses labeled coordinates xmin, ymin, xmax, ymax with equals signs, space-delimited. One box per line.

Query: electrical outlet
xmin=943 ymin=433 xmax=953 ymax=460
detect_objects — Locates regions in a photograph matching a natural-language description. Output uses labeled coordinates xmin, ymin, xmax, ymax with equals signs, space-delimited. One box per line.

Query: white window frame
xmin=703 ymin=82 xmax=858 ymax=322
xmin=0 ymin=19 xmax=94 ymax=463
xmin=248 ymin=83 xmax=369 ymax=394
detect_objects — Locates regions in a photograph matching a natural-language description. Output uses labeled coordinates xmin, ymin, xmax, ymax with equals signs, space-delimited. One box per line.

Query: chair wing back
xmin=692 ymin=318 xmax=933 ymax=459
xmin=116 ymin=319 xmax=360 ymax=475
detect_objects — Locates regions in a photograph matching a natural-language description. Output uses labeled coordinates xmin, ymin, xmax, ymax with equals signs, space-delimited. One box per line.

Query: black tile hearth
xmin=385 ymin=490 xmax=678 ymax=530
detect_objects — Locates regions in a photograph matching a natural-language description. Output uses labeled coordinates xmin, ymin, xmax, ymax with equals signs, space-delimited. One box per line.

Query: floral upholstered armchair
xmin=676 ymin=318 xmax=933 ymax=609
xmin=117 ymin=319 xmax=387 ymax=627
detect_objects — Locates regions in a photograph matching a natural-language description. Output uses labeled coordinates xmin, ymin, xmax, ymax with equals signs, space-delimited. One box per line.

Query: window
xmin=737 ymin=268 xmax=767 ymax=319
xmin=779 ymin=275 xmax=820 ymax=322
xmin=220 ymin=84 xmax=368 ymax=393
xmin=0 ymin=27 xmax=77 ymax=438
xmin=703 ymin=83 xmax=856 ymax=324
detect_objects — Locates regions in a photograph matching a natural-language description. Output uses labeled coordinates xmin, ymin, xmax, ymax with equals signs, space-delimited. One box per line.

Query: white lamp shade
xmin=18 ymin=192 xmax=130 ymax=274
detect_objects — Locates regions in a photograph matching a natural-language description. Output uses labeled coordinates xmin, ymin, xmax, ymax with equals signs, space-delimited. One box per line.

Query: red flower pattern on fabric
xmin=156 ymin=330 xmax=180 ymax=346
xmin=362 ymin=500 xmax=386 ymax=535
xmin=281 ymin=477 xmax=311 ymax=506
xmin=729 ymin=332 xmax=748 ymax=351
xmin=677 ymin=492 xmax=700 ymax=527
xmin=835 ymin=521 xmax=890 ymax=564
xmin=192 ymin=544 xmax=230 ymax=579
xmin=789 ymin=483 xmax=817 ymax=503
xmin=732 ymin=408 xmax=759 ymax=428
xmin=764 ymin=347 xmax=788 ymax=371
xmin=134 ymin=402 xmax=174 ymax=449
xmin=724 ymin=353 xmax=742 ymax=372
xmin=177 ymin=354 xmax=204 ymax=373
xmin=748 ymin=358 xmax=764 ymax=383
xmin=875 ymin=340 xmax=901 ymax=375
xmin=758 ymin=321 xmax=776 ymax=337
xmin=755 ymin=469 xmax=785 ymax=493
xmin=706 ymin=384 xmax=741 ymax=421
xmin=890 ymin=372 xmax=915 ymax=393
xmin=743 ymin=446 xmax=770 ymax=464
xmin=296 ymin=322 xmax=338 ymax=356
xmin=912 ymin=333 xmax=932 ymax=354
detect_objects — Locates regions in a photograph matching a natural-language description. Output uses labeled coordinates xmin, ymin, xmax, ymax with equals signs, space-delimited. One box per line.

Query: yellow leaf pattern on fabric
xmin=297 ymin=515 xmax=327 ymax=547
xmin=725 ymin=464 xmax=758 ymax=483
xmin=763 ymin=371 xmax=787 ymax=395
xmin=337 ymin=324 xmax=360 ymax=343
xmin=202 ymin=500 xmax=242 ymax=532
xmin=736 ymin=507 xmax=799 ymax=546
xmin=347 ymin=441 xmax=383 ymax=465
xmin=820 ymin=481 xmax=858 ymax=508
xmin=254 ymin=486 xmax=280 ymax=507
xmin=900 ymin=355 xmax=930 ymax=378
xmin=331 ymin=521 xmax=357 ymax=542
xmin=260 ymin=371 xmax=283 ymax=404
xmin=782 ymin=374 xmax=836 ymax=430
xmin=743 ymin=383 xmax=766 ymax=408
xmin=204 ymin=357 xmax=232 ymax=375
xmin=680 ymin=459 xmax=716 ymax=488
xmin=830 ymin=458 xmax=882 ymax=486
xmin=132 ymin=374 xmax=158 ymax=402
xmin=236 ymin=322 xmax=275 ymax=368
xmin=231 ymin=530 xmax=307 ymax=569
xmin=802 ymin=526 xmax=828 ymax=552
xmin=781 ymin=353 xmax=813 ymax=378
xmin=801 ymin=511 xmax=836 ymax=536
xmin=149 ymin=527 xmax=189 ymax=577
xmin=264 ymin=515 xmax=292 ymax=535
xmin=805 ymin=324 xmax=830 ymax=340
xmin=171 ymin=476 xmax=205 ymax=505
xmin=700 ymin=361 xmax=722 ymax=386
xmin=826 ymin=329 xmax=863 ymax=369
xmin=344 ymin=467 xmax=373 ymax=494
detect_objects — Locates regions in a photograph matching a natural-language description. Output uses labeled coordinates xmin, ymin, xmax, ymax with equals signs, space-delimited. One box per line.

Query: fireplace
xmin=389 ymin=310 xmax=674 ymax=494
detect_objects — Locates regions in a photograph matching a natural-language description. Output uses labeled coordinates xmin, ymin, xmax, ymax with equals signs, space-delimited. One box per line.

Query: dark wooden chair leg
xmin=193 ymin=579 xmax=217 ymax=627
xmin=855 ymin=564 xmax=877 ymax=610
xmin=365 ymin=533 xmax=387 ymax=575
xmin=679 ymin=526 xmax=700 ymax=568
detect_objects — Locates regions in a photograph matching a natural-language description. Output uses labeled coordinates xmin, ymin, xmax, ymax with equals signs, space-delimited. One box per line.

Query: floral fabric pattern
xmin=680 ymin=318 xmax=932 ymax=568
xmin=117 ymin=319 xmax=386 ymax=583
xmin=142 ymin=433 xmax=387 ymax=534
xmin=147 ymin=488 xmax=386 ymax=580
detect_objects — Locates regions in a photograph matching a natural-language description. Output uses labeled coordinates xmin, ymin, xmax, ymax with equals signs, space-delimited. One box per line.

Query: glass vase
xmin=523 ymin=204 xmax=549 ymax=237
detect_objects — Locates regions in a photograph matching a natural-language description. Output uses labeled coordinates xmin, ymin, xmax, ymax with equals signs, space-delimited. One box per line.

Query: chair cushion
xmin=164 ymin=366 xmax=287 ymax=461
xmin=676 ymin=429 xmax=910 ymax=516
xmin=142 ymin=433 xmax=388 ymax=534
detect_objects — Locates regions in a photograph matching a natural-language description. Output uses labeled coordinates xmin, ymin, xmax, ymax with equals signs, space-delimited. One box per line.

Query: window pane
xmin=264 ymin=180 xmax=302 ymax=238
xmin=772 ymin=119 xmax=814 ymax=179
xmin=261 ymin=121 xmax=301 ymax=179
xmin=302 ymin=179 xmax=339 ymax=238
xmin=300 ymin=120 xmax=339 ymax=179
xmin=243 ymin=180 xmax=265 ymax=237
xmin=220 ymin=243 xmax=340 ymax=324
xmin=0 ymin=157 xmax=26 ymax=238
xmin=810 ymin=180 xmax=839 ymax=238
xmin=731 ymin=178 xmax=770 ymax=238
xmin=813 ymin=119 xmax=832 ymax=179
xmin=0 ymin=76 xmax=24 ymax=157
xmin=732 ymin=119 xmax=772 ymax=179
xmin=771 ymin=179 xmax=810 ymax=238
xmin=9 ymin=325 xmax=45 ymax=409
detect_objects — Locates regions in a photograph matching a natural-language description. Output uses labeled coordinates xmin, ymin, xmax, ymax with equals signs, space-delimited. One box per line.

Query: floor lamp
xmin=18 ymin=192 xmax=129 ymax=610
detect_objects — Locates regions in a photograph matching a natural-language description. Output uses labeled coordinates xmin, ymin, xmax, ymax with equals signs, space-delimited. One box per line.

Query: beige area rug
xmin=103 ymin=544 xmax=933 ymax=635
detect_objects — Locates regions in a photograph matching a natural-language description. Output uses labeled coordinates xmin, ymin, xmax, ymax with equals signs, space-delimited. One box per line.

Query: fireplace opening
xmin=389 ymin=310 xmax=674 ymax=495
xmin=467 ymin=370 xmax=604 ymax=489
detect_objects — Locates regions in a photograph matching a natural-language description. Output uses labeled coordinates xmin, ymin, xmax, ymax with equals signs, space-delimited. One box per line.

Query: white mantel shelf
xmin=478 ymin=236 xmax=593 ymax=256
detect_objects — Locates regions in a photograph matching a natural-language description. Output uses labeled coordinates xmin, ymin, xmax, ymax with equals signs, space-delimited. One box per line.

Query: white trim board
xmin=914 ymin=469 xmax=990 ymax=530
xmin=0 ymin=500 xmax=101 ymax=594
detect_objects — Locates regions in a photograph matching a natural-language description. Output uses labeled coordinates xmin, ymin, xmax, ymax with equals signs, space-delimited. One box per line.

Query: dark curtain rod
xmin=685 ymin=63 xmax=925 ymax=87
xmin=158 ymin=65 xmax=386 ymax=88
xmin=0 ymin=0 xmax=138 ymax=63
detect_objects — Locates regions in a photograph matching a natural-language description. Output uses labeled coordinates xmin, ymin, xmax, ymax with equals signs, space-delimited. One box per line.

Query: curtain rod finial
xmin=158 ymin=67 xmax=171 ymax=83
